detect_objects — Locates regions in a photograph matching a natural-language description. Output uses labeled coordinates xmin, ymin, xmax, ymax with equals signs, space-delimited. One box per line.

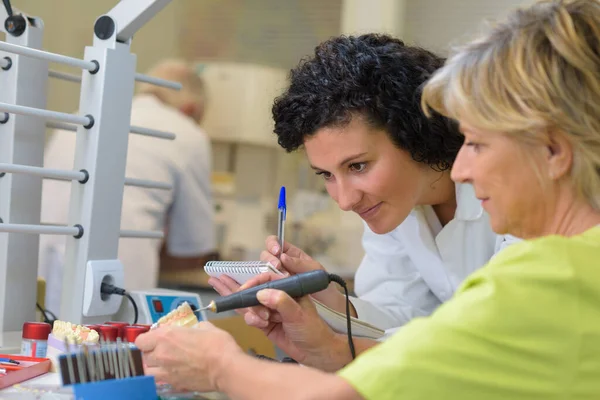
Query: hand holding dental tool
xmin=199 ymin=270 xmax=331 ymax=313
xmin=277 ymin=186 xmax=286 ymax=255
xmin=199 ymin=269 xmax=357 ymax=359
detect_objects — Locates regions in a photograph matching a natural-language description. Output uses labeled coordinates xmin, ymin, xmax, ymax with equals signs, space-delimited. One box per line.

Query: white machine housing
xmin=114 ymin=288 xmax=207 ymax=326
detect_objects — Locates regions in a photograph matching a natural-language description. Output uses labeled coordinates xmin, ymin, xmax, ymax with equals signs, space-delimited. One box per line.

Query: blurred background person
xmin=38 ymin=59 xmax=217 ymax=316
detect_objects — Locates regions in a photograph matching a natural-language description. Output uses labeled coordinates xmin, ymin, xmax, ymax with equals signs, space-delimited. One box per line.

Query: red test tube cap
xmin=104 ymin=321 xmax=130 ymax=339
xmin=22 ymin=322 xmax=52 ymax=340
xmin=96 ymin=324 xmax=119 ymax=342
xmin=123 ymin=325 xmax=149 ymax=343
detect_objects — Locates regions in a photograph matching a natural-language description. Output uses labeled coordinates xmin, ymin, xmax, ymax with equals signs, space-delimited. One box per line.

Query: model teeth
xmin=156 ymin=302 xmax=197 ymax=327
xmin=52 ymin=320 xmax=99 ymax=344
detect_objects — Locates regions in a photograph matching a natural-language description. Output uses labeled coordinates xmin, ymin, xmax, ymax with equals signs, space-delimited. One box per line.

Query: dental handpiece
xmin=201 ymin=270 xmax=331 ymax=313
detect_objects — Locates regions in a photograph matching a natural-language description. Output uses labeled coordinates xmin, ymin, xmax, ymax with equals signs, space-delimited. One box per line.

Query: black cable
xmin=124 ymin=293 xmax=139 ymax=325
xmin=100 ymin=283 xmax=138 ymax=324
xmin=247 ymin=272 xmax=355 ymax=364
xmin=327 ymin=274 xmax=356 ymax=360
xmin=36 ymin=303 xmax=49 ymax=321
xmin=36 ymin=302 xmax=57 ymax=325
xmin=44 ymin=307 xmax=58 ymax=322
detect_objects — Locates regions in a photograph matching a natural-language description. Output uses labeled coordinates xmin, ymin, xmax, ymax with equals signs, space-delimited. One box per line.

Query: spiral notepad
xmin=203 ymin=260 xmax=283 ymax=285
xmin=205 ymin=261 xmax=385 ymax=339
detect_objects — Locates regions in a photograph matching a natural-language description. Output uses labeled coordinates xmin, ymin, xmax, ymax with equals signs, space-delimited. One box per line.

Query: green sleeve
xmin=338 ymin=238 xmax=580 ymax=400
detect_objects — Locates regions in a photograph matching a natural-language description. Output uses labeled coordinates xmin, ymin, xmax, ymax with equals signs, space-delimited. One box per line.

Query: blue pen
xmin=0 ymin=358 xmax=19 ymax=365
xmin=277 ymin=186 xmax=286 ymax=255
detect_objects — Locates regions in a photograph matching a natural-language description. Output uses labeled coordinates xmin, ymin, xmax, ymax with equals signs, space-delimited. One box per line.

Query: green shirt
xmin=339 ymin=226 xmax=600 ymax=400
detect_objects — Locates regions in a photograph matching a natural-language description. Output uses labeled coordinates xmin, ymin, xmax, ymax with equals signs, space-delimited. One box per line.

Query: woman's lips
xmin=357 ymin=202 xmax=382 ymax=219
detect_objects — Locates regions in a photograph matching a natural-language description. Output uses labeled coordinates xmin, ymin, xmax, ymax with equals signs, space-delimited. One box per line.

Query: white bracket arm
xmin=102 ymin=0 xmax=172 ymax=43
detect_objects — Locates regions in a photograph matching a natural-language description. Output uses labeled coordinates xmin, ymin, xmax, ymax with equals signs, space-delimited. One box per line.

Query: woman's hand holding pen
xmin=262 ymin=235 xmax=355 ymax=316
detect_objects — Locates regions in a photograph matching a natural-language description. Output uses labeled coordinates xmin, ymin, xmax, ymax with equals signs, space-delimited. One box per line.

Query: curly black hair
xmin=272 ymin=34 xmax=463 ymax=171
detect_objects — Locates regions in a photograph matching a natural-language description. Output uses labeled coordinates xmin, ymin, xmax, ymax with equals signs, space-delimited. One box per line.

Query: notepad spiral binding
xmin=204 ymin=260 xmax=274 ymax=275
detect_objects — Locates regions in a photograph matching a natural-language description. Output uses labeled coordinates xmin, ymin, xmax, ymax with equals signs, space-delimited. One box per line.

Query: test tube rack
xmin=58 ymin=339 xmax=156 ymax=400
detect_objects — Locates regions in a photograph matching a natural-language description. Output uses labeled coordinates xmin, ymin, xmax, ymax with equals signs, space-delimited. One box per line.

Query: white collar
xmin=454 ymin=183 xmax=484 ymax=221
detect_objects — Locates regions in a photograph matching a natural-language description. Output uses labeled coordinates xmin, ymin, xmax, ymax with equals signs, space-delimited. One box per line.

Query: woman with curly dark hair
xmin=211 ymin=33 xmax=517 ymax=336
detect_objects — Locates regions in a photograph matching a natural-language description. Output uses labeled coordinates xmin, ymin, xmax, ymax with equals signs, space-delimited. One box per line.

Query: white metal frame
xmin=0 ymin=0 xmax=180 ymax=331
xmin=0 ymin=7 xmax=48 ymax=333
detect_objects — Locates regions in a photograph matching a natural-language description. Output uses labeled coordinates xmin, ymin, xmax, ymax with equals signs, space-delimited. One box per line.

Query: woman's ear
xmin=546 ymin=130 xmax=573 ymax=180
xmin=179 ymin=102 xmax=197 ymax=118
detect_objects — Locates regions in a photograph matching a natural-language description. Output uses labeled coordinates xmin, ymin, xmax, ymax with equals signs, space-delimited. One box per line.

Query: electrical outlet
xmin=82 ymin=259 xmax=125 ymax=317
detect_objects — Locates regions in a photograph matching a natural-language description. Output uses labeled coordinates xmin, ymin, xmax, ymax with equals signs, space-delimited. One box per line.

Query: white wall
xmin=341 ymin=0 xmax=406 ymax=37
xmin=405 ymin=0 xmax=533 ymax=54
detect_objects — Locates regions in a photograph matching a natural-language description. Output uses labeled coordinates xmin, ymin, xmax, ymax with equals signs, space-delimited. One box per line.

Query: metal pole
xmin=134 ymin=73 xmax=180 ymax=90
xmin=129 ymin=125 xmax=175 ymax=140
xmin=0 ymin=223 xmax=80 ymax=236
xmin=47 ymin=121 xmax=176 ymax=140
xmin=46 ymin=121 xmax=77 ymax=132
xmin=119 ymin=230 xmax=164 ymax=239
xmin=0 ymin=102 xmax=92 ymax=126
xmin=48 ymin=70 xmax=82 ymax=83
xmin=124 ymin=177 xmax=171 ymax=190
xmin=0 ymin=41 xmax=97 ymax=72
xmin=0 ymin=163 xmax=86 ymax=181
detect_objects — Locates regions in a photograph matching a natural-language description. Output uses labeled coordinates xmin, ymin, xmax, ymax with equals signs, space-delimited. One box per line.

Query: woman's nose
xmin=336 ymin=183 xmax=362 ymax=211
xmin=450 ymin=147 xmax=471 ymax=183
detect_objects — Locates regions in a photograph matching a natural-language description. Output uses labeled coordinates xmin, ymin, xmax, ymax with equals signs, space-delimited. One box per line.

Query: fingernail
xmin=247 ymin=314 xmax=260 ymax=325
xmin=259 ymin=310 xmax=269 ymax=320
xmin=257 ymin=290 xmax=269 ymax=303
xmin=249 ymin=315 xmax=268 ymax=328
xmin=271 ymin=245 xmax=279 ymax=254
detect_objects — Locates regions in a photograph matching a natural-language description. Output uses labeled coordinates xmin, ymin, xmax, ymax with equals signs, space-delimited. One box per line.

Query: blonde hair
xmin=422 ymin=0 xmax=600 ymax=210
xmin=137 ymin=59 xmax=206 ymax=120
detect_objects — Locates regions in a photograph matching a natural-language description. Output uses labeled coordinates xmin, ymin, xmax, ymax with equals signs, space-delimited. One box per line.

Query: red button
xmin=152 ymin=299 xmax=163 ymax=313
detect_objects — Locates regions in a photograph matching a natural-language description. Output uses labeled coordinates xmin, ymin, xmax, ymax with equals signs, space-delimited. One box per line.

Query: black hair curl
xmin=272 ymin=33 xmax=463 ymax=171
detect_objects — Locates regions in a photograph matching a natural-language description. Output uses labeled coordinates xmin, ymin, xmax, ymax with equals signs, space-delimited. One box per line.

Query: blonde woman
xmin=136 ymin=1 xmax=600 ymax=398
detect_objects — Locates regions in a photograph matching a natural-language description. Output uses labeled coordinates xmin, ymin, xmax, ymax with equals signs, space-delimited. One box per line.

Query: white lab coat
xmin=39 ymin=95 xmax=216 ymax=314
xmin=350 ymin=183 xmax=518 ymax=333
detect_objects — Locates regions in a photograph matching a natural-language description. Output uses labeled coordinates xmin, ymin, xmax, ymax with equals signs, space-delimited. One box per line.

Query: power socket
xmin=83 ymin=259 xmax=125 ymax=317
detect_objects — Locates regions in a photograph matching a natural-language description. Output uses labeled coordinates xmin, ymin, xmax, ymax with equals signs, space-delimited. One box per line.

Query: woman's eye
xmin=349 ymin=162 xmax=367 ymax=173
xmin=465 ymin=142 xmax=481 ymax=152
xmin=315 ymin=171 xmax=333 ymax=180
